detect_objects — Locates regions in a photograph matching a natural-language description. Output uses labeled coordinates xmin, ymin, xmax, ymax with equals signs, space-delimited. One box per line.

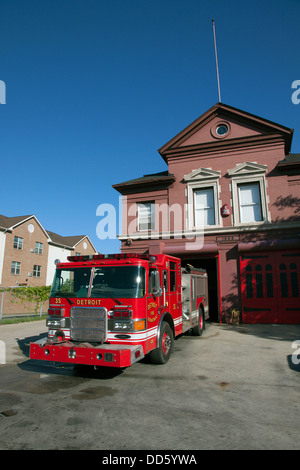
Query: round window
xmin=210 ymin=121 xmax=231 ymax=139
xmin=216 ymin=124 xmax=228 ymax=136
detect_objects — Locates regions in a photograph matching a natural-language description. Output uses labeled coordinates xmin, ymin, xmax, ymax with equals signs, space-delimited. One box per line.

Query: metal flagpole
xmin=212 ymin=19 xmax=222 ymax=103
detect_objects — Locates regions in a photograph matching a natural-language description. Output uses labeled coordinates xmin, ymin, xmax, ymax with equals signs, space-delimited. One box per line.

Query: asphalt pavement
xmin=0 ymin=319 xmax=300 ymax=451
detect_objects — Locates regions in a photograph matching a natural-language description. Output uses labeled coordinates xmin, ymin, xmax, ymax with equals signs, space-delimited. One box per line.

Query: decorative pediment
xmin=158 ymin=103 xmax=293 ymax=163
xmin=184 ymin=167 xmax=221 ymax=182
xmin=227 ymin=162 xmax=268 ymax=177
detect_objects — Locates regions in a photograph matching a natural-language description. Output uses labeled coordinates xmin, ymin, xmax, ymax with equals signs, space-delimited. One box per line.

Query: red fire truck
xmin=30 ymin=253 xmax=209 ymax=368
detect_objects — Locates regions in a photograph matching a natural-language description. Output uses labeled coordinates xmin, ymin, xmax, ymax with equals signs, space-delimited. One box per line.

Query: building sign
xmin=216 ymin=235 xmax=240 ymax=243
xmin=221 ymin=204 xmax=231 ymax=217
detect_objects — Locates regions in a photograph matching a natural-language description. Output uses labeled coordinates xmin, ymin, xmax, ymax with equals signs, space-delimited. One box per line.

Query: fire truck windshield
xmin=50 ymin=266 xmax=146 ymax=299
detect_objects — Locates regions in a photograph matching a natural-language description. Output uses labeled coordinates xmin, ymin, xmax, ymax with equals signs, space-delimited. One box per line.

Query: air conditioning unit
xmin=30 ymin=249 xmax=35 ymax=253
xmin=28 ymin=273 xmax=32 ymax=277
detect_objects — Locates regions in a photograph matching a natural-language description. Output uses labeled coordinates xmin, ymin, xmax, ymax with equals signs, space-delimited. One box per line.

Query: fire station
xmin=113 ymin=102 xmax=300 ymax=324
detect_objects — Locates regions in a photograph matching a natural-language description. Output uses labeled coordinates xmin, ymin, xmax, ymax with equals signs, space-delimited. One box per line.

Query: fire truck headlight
xmin=113 ymin=321 xmax=132 ymax=331
xmin=46 ymin=317 xmax=66 ymax=328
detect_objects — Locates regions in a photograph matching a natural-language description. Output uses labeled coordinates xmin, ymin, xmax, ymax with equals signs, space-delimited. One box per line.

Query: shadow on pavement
xmin=16 ymin=333 xmax=47 ymax=358
xmin=17 ymin=332 xmax=125 ymax=380
xmin=217 ymin=322 xmax=300 ymax=342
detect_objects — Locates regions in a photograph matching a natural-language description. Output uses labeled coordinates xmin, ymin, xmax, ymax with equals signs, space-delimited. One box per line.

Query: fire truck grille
xmin=70 ymin=307 xmax=107 ymax=343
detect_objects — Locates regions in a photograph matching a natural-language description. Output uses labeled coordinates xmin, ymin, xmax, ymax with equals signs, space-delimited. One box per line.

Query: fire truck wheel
xmin=191 ymin=307 xmax=204 ymax=336
xmin=150 ymin=321 xmax=174 ymax=364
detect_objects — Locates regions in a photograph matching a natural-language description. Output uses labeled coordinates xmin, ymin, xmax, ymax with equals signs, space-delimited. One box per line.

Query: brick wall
xmin=1 ymin=217 xmax=49 ymax=288
xmin=0 ymin=288 xmax=49 ymax=316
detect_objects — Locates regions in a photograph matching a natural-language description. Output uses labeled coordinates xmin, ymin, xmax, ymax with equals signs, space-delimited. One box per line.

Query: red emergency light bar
xmin=67 ymin=253 xmax=155 ymax=262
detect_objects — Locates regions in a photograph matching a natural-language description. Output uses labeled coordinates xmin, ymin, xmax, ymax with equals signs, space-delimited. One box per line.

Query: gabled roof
xmin=158 ymin=102 xmax=294 ymax=162
xmin=0 ymin=213 xmax=96 ymax=252
xmin=46 ymin=231 xmax=90 ymax=249
xmin=0 ymin=214 xmax=34 ymax=229
xmin=46 ymin=231 xmax=96 ymax=251
xmin=0 ymin=214 xmax=50 ymax=239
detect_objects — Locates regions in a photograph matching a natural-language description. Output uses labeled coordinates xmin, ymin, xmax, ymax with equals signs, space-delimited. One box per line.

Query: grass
xmin=0 ymin=315 xmax=47 ymax=325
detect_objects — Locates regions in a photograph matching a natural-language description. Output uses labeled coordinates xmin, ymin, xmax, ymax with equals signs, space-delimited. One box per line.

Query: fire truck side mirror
xmin=151 ymin=271 xmax=163 ymax=297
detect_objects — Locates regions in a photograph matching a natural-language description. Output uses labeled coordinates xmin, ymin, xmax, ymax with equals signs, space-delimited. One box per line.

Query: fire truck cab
xmin=30 ymin=253 xmax=209 ymax=368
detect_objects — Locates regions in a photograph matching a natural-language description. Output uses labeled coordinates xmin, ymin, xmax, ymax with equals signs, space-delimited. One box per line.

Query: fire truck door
xmin=147 ymin=269 xmax=161 ymax=334
xmin=162 ymin=269 xmax=169 ymax=311
xmin=181 ymin=273 xmax=191 ymax=332
xmin=168 ymin=261 xmax=180 ymax=329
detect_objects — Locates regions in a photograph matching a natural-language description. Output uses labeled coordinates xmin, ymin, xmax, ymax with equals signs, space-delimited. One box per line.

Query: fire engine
xmin=30 ymin=253 xmax=209 ymax=368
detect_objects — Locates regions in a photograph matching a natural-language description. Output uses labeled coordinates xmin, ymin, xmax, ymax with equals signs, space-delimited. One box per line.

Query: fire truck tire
xmin=149 ymin=321 xmax=174 ymax=364
xmin=191 ymin=307 xmax=204 ymax=336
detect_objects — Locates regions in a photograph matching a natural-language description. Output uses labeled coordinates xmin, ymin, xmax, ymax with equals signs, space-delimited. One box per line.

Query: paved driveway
xmin=0 ymin=320 xmax=299 ymax=450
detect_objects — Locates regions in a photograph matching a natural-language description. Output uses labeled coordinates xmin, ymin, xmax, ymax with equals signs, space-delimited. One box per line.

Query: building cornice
xmin=118 ymin=221 xmax=300 ymax=241
xmin=160 ymin=134 xmax=287 ymax=163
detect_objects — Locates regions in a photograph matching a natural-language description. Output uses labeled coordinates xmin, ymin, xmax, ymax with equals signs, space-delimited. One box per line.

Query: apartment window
xmin=238 ymin=182 xmax=262 ymax=223
xmin=33 ymin=265 xmax=41 ymax=277
xmin=11 ymin=261 xmax=21 ymax=275
xmin=137 ymin=202 xmax=155 ymax=231
xmin=194 ymin=187 xmax=216 ymax=226
xmin=35 ymin=242 xmax=43 ymax=254
xmin=13 ymin=236 xmax=23 ymax=250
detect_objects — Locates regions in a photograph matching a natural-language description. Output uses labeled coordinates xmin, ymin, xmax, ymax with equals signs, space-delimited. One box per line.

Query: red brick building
xmin=0 ymin=214 xmax=96 ymax=315
xmin=113 ymin=103 xmax=300 ymax=324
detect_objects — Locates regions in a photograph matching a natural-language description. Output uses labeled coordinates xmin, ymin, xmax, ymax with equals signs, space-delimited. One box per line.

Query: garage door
xmin=240 ymin=251 xmax=300 ymax=324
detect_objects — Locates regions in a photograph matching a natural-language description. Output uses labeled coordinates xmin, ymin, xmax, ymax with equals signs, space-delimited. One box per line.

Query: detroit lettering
xmin=76 ymin=299 xmax=101 ymax=306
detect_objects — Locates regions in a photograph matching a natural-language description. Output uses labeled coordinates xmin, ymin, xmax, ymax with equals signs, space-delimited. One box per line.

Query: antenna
xmin=212 ymin=19 xmax=222 ymax=102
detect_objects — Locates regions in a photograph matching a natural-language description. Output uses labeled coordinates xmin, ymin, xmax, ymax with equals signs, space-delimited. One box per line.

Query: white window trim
xmin=33 ymin=265 xmax=41 ymax=277
xmin=228 ymin=162 xmax=269 ymax=226
xmin=137 ymin=202 xmax=155 ymax=232
xmin=11 ymin=261 xmax=21 ymax=275
xmin=13 ymin=236 xmax=23 ymax=250
xmin=184 ymin=168 xmax=222 ymax=230
xmin=35 ymin=242 xmax=43 ymax=254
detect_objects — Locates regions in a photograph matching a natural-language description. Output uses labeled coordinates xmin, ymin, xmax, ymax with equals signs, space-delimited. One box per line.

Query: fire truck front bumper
xmin=30 ymin=339 xmax=144 ymax=368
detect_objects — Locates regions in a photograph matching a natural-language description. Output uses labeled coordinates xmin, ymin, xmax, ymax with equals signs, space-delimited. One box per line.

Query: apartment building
xmin=113 ymin=103 xmax=300 ymax=324
xmin=0 ymin=214 xmax=96 ymax=314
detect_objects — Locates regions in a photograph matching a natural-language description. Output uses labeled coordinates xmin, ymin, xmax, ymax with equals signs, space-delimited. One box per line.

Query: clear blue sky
xmin=1 ymin=0 xmax=299 ymax=254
